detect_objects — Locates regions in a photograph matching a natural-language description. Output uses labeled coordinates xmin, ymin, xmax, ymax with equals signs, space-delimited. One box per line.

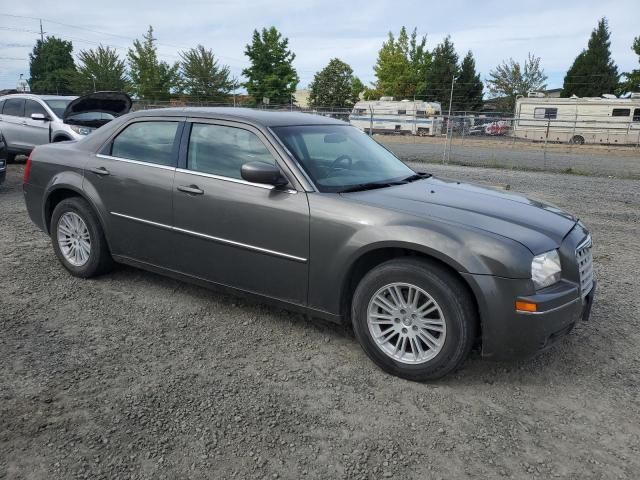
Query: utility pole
xmin=39 ymin=19 xmax=45 ymax=43
xmin=442 ymin=74 xmax=455 ymax=163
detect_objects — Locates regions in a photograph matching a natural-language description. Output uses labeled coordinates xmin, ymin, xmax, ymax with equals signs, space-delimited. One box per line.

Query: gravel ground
xmin=1 ymin=161 xmax=639 ymax=479
xmin=382 ymin=137 xmax=640 ymax=178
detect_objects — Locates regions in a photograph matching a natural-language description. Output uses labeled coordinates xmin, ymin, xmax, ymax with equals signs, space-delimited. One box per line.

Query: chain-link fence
xmin=132 ymin=100 xmax=640 ymax=179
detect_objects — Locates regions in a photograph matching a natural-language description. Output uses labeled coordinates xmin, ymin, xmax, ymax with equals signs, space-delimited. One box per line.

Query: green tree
xmin=127 ymin=26 xmax=179 ymax=100
xmin=373 ymin=27 xmax=431 ymax=99
xmin=424 ymin=36 xmax=459 ymax=106
xmin=29 ymin=36 xmax=76 ymax=94
xmin=242 ymin=27 xmax=299 ymax=105
xmin=73 ymin=45 xmax=128 ymax=95
xmin=455 ymin=51 xmax=484 ymax=111
xmin=562 ymin=18 xmax=619 ymax=97
xmin=486 ymin=53 xmax=547 ymax=111
xmin=619 ymin=36 xmax=640 ymax=94
xmin=309 ymin=58 xmax=357 ymax=108
xmin=350 ymin=76 xmax=365 ymax=104
xmin=179 ymin=45 xmax=237 ymax=101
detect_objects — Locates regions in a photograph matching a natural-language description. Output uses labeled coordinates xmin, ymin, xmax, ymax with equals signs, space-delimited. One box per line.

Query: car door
xmin=23 ymin=99 xmax=51 ymax=148
xmin=171 ymin=120 xmax=310 ymax=305
xmin=0 ymin=97 xmax=26 ymax=152
xmin=84 ymin=118 xmax=184 ymax=264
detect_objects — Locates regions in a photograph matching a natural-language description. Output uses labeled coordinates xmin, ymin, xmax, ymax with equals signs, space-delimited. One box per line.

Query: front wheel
xmin=352 ymin=258 xmax=477 ymax=381
xmin=50 ymin=197 xmax=112 ymax=277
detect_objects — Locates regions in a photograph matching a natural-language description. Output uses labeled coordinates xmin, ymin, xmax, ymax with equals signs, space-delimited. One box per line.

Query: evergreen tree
xmin=373 ymin=27 xmax=431 ymax=99
xmin=562 ymin=18 xmax=619 ymax=97
xmin=486 ymin=53 xmax=547 ymax=111
xmin=619 ymin=36 xmax=640 ymax=94
xmin=74 ymin=45 xmax=128 ymax=95
xmin=127 ymin=26 xmax=179 ymax=101
xmin=308 ymin=58 xmax=356 ymax=108
xmin=29 ymin=36 xmax=76 ymax=94
xmin=179 ymin=45 xmax=237 ymax=101
xmin=350 ymin=76 xmax=365 ymax=104
xmin=424 ymin=36 xmax=458 ymax=106
xmin=242 ymin=27 xmax=298 ymax=105
xmin=455 ymin=51 xmax=484 ymax=111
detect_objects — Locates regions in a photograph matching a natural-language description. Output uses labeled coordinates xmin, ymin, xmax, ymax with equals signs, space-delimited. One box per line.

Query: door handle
xmin=89 ymin=166 xmax=110 ymax=176
xmin=177 ymin=184 xmax=204 ymax=195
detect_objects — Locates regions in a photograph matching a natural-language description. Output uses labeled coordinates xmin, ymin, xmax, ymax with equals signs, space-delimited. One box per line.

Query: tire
xmin=50 ymin=197 xmax=112 ymax=278
xmin=351 ymin=258 xmax=477 ymax=381
xmin=6 ymin=151 xmax=17 ymax=164
xmin=571 ymin=135 xmax=585 ymax=145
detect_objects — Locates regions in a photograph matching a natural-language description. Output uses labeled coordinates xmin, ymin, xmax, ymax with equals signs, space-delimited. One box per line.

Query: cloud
xmin=1 ymin=0 xmax=638 ymax=90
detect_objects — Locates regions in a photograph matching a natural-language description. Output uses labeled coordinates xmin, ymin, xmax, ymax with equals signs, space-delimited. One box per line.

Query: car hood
xmin=343 ymin=177 xmax=578 ymax=254
xmin=63 ymin=91 xmax=132 ymax=128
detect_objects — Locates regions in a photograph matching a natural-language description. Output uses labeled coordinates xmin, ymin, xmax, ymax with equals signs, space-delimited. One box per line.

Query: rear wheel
xmin=571 ymin=135 xmax=585 ymax=145
xmin=352 ymin=258 xmax=477 ymax=381
xmin=50 ymin=197 xmax=112 ymax=277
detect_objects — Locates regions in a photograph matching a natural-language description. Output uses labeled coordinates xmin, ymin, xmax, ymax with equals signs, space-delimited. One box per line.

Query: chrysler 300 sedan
xmin=23 ymin=108 xmax=595 ymax=381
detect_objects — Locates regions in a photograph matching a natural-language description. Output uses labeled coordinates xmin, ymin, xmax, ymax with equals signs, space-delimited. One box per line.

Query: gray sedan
xmin=23 ymin=108 xmax=595 ymax=381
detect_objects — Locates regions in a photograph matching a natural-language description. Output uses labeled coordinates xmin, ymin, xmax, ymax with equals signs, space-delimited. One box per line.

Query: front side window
xmin=273 ymin=125 xmax=414 ymax=192
xmin=2 ymin=98 xmax=25 ymax=117
xmin=25 ymin=99 xmax=48 ymax=118
xmin=612 ymin=108 xmax=631 ymax=117
xmin=187 ymin=123 xmax=276 ymax=180
xmin=111 ymin=121 xmax=179 ymax=166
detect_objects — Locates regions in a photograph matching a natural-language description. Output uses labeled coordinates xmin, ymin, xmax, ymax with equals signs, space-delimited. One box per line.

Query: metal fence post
xmin=368 ymin=105 xmax=373 ymax=137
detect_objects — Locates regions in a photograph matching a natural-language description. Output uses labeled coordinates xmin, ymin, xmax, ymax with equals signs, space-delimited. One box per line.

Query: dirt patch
xmin=1 ymin=162 xmax=639 ymax=479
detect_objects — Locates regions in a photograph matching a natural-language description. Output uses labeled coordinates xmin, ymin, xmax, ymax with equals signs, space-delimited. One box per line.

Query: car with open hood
xmin=22 ymin=108 xmax=596 ymax=381
xmin=0 ymin=91 xmax=131 ymax=162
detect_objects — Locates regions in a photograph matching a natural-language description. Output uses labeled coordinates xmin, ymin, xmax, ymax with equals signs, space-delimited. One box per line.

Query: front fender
xmin=307 ymin=193 xmax=532 ymax=316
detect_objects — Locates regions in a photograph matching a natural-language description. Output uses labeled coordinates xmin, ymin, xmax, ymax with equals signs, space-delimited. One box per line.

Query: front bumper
xmin=462 ymin=273 xmax=595 ymax=360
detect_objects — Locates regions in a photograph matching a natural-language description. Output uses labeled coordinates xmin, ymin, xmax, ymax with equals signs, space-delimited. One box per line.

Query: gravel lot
xmin=1 ymin=161 xmax=639 ymax=479
xmin=382 ymin=136 xmax=640 ymax=178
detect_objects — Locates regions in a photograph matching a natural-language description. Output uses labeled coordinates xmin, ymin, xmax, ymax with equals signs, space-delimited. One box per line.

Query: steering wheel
xmin=331 ymin=154 xmax=353 ymax=170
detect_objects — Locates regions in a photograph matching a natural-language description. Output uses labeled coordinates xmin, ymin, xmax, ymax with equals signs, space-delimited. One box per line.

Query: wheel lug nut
xmin=402 ymin=328 xmax=408 ymax=334
xmin=412 ymin=325 xmax=418 ymax=331
xmin=394 ymin=318 xmax=400 ymax=323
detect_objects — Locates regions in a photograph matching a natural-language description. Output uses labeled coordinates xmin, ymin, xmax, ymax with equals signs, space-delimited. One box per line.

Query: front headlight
xmin=531 ymin=250 xmax=562 ymax=289
xmin=69 ymin=125 xmax=93 ymax=136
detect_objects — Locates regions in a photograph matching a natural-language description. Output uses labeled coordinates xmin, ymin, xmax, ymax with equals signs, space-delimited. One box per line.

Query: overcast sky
xmin=1 ymin=0 xmax=638 ymax=93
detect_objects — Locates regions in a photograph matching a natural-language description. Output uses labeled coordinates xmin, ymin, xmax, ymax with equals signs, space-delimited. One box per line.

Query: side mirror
xmin=31 ymin=113 xmax=49 ymax=121
xmin=241 ymin=161 xmax=288 ymax=187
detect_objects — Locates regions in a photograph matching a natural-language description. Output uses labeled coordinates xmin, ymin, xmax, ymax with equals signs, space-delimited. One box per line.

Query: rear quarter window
xmin=110 ymin=121 xmax=179 ymax=166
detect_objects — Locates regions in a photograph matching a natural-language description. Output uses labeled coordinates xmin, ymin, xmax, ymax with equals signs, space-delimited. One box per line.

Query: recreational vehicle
xmin=349 ymin=98 xmax=442 ymax=136
xmin=513 ymin=93 xmax=640 ymax=145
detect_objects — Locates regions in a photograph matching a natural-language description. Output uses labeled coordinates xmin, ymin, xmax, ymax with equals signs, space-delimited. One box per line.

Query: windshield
xmin=44 ymin=99 xmax=73 ymax=118
xmin=272 ymin=125 xmax=414 ymax=192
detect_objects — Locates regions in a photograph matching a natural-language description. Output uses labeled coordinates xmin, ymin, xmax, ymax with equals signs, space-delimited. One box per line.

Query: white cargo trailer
xmin=513 ymin=93 xmax=640 ymax=145
xmin=349 ymin=98 xmax=442 ymax=136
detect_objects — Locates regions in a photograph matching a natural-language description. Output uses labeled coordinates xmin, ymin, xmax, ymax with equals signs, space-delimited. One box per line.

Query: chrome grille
xmin=576 ymin=236 xmax=593 ymax=297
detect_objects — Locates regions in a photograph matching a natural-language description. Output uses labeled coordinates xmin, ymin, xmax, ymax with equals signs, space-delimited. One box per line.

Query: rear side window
xmin=111 ymin=121 xmax=179 ymax=166
xmin=187 ymin=123 xmax=276 ymax=180
xmin=612 ymin=108 xmax=631 ymax=117
xmin=25 ymin=99 xmax=48 ymax=118
xmin=2 ymin=98 xmax=25 ymax=117
xmin=534 ymin=107 xmax=558 ymax=119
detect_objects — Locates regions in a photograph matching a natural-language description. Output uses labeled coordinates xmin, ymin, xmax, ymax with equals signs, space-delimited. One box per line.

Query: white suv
xmin=0 ymin=92 xmax=131 ymax=162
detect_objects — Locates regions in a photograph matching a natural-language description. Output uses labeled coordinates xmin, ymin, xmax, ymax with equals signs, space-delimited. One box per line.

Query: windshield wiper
xmin=401 ymin=172 xmax=432 ymax=182
xmin=339 ymin=181 xmax=404 ymax=193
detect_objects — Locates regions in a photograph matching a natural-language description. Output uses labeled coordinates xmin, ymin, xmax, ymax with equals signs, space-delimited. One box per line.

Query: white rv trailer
xmin=349 ymin=98 xmax=442 ymax=136
xmin=513 ymin=93 xmax=640 ymax=145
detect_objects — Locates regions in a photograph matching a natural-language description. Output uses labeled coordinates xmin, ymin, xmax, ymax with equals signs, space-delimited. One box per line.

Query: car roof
xmin=130 ymin=107 xmax=347 ymax=127
xmin=0 ymin=94 xmax=77 ymax=101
